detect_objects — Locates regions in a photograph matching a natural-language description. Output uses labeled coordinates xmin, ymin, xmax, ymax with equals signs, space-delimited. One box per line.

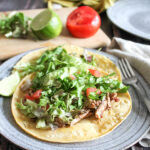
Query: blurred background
xmin=0 ymin=0 xmax=45 ymax=11
xmin=0 ymin=0 xmax=149 ymax=44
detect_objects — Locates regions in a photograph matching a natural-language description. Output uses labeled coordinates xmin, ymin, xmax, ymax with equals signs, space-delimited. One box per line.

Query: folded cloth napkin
xmin=107 ymin=37 xmax=150 ymax=147
xmin=107 ymin=37 xmax=150 ymax=85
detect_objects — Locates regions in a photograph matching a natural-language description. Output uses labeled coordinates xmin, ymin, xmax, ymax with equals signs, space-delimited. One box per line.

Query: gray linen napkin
xmin=107 ymin=37 xmax=150 ymax=85
xmin=107 ymin=37 xmax=150 ymax=147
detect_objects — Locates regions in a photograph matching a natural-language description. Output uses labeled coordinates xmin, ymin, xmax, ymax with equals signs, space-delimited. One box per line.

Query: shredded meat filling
xmin=87 ymin=99 xmax=102 ymax=109
xmin=46 ymin=93 xmax=120 ymax=128
xmin=84 ymin=92 xmax=120 ymax=120
xmin=70 ymin=109 xmax=91 ymax=126
xmin=110 ymin=93 xmax=120 ymax=102
xmin=54 ymin=118 xmax=65 ymax=128
xmin=95 ymin=100 xmax=108 ymax=119
xmin=106 ymin=93 xmax=111 ymax=109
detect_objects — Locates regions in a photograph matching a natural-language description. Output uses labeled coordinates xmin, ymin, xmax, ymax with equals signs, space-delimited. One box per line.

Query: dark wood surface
xmin=0 ymin=1 xmax=150 ymax=150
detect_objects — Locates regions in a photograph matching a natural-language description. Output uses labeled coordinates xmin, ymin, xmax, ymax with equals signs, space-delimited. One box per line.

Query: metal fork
xmin=118 ymin=58 xmax=150 ymax=112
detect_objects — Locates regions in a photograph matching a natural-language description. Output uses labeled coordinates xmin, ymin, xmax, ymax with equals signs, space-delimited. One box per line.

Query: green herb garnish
xmin=0 ymin=12 xmax=31 ymax=38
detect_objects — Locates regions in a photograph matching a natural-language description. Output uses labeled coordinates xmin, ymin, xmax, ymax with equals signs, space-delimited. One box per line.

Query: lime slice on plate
xmin=31 ymin=9 xmax=62 ymax=40
xmin=0 ymin=72 xmax=20 ymax=96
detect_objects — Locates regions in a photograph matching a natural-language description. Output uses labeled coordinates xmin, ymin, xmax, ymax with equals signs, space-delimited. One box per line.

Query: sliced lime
xmin=31 ymin=9 xmax=62 ymax=40
xmin=0 ymin=72 xmax=20 ymax=96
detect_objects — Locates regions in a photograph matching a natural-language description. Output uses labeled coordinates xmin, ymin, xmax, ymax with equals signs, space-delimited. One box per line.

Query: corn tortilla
xmin=11 ymin=45 xmax=132 ymax=142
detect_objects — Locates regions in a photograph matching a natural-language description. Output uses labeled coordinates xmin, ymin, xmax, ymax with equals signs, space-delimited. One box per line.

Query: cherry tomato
xmin=89 ymin=69 xmax=100 ymax=77
xmin=25 ymin=89 xmax=42 ymax=101
xmin=86 ymin=87 xmax=101 ymax=97
xmin=66 ymin=6 xmax=101 ymax=38
xmin=70 ymin=74 xmax=76 ymax=80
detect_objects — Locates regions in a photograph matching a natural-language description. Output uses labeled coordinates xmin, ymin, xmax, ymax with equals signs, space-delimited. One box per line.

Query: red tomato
xmin=25 ymin=89 xmax=42 ymax=101
xmin=66 ymin=6 xmax=101 ymax=38
xmin=89 ymin=69 xmax=100 ymax=77
xmin=86 ymin=87 xmax=101 ymax=97
xmin=25 ymin=94 xmax=35 ymax=100
xmin=32 ymin=89 xmax=42 ymax=99
xmin=46 ymin=104 xmax=50 ymax=110
xmin=70 ymin=74 xmax=76 ymax=80
xmin=41 ymin=104 xmax=49 ymax=110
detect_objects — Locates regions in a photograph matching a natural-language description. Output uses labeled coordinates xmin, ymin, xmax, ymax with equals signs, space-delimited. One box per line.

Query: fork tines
xmin=118 ymin=58 xmax=135 ymax=79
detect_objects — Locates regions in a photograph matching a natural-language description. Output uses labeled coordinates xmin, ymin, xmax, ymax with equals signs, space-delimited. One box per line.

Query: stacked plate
xmin=107 ymin=0 xmax=150 ymax=40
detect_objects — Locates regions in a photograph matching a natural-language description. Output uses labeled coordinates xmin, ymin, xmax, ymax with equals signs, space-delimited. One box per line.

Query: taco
xmin=11 ymin=45 xmax=132 ymax=142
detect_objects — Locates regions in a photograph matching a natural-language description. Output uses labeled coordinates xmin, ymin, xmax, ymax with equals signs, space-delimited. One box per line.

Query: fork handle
xmin=132 ymin=83 xmax=150 ymax=113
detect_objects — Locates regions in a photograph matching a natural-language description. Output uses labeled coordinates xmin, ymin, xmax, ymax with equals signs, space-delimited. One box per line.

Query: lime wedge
xmin=0 ymin=72 xmax=20 ymax=96
xmin=31 ymin=9 xmax=62 ymax=40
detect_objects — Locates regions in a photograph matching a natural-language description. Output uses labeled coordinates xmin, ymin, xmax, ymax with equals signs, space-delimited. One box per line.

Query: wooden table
xmin=0 ymin=2 xmax=150 ymax=150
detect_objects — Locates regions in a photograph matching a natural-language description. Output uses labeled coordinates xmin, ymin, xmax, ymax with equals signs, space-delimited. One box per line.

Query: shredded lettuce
xmin=15 ymin=46 xmax=92 ymax=78
xmin=36 ymin=119 xmax=46 ymax=128
xmin=43 ymin=67 xmax=78 ymax=87
xmin=16 ymin=99 xmax=37 ymax=118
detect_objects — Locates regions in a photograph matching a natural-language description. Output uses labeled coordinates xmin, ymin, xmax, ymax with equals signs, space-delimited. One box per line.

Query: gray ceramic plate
xmin=0 ymin=48 xmax=150 ymax=150
xmin=107 ymin=0 xmax=150 ymax=40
